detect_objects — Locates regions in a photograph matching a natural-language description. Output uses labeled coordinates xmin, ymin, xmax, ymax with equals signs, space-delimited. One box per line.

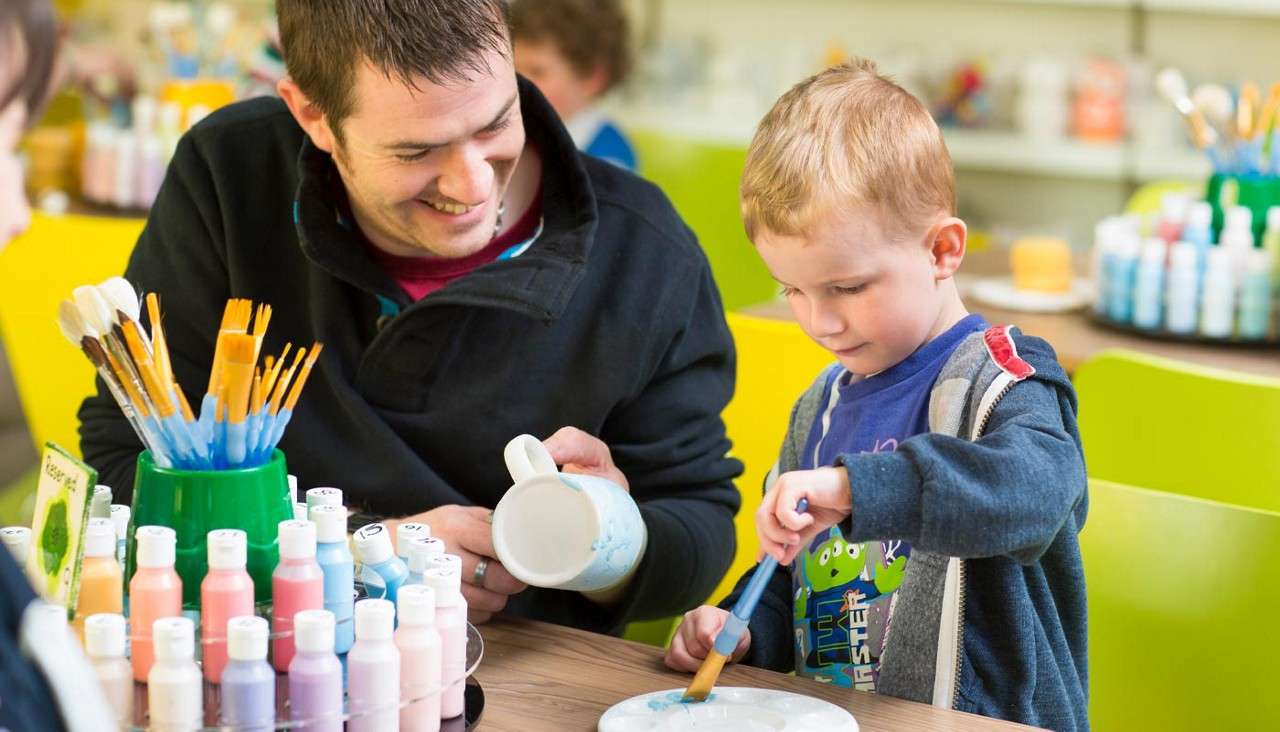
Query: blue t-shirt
xmin=791 ymin=313 xmax=989 ymax=688
xmin=584 ymin=120 xmax=637 ymax=171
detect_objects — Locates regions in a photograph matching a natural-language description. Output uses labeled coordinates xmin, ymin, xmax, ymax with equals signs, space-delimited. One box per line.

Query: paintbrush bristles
xmin=682 ymin=650 xmax=728 ymax=703
xmin=222 ymin=333 xmax=257 ymax=424
xmin=283 ymin=343 xmax=323 ymax=411
xmin=146 ymin=293 xmax=175 ymax=390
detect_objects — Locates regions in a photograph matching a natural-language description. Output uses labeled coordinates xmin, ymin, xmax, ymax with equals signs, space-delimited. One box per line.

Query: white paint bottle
xmin=1165 ymin=241 xmax=1200 ymax=334
xmin=1200 ymin=248 xmax=1236 ymax=338
xmin=396 ymin=584 xmax=443 ymax=732
xmin=147 ymin=616 xmax=202 ymax=731
xmin=1133 ymin=238 xmax=1167 ymax=330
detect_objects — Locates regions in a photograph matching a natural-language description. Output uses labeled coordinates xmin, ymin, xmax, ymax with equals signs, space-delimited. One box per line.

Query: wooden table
xmin=471 ymin=617 xmax=1040 ymax=731
xmin=741 ymin=247 xmax=1280 ymax=379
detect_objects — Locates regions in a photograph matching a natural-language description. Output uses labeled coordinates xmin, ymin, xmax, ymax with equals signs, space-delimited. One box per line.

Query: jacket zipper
xmin=951 ymin=372 xmax=1020 ymax=708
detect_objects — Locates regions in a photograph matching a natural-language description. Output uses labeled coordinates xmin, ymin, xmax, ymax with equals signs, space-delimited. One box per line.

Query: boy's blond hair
xmin=741 ymin=57 xmax=954 ymax=242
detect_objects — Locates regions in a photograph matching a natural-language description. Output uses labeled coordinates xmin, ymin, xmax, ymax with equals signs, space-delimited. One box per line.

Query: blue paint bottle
xmin=310 ymin=504 xmax=355 ymax=654
xmin=354 ymin=523 xmax=409 ymax=605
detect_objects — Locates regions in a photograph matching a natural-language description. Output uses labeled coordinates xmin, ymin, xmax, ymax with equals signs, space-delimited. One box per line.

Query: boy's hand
xmin=757 ymin=467 xmax=853 ymax=565
xmin=664 ymin=606 xmax=751 ymax=672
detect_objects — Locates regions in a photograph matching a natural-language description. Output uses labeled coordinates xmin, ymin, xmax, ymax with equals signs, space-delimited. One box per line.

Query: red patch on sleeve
xmin=983 ymin=325 xmax=1036 ymax=381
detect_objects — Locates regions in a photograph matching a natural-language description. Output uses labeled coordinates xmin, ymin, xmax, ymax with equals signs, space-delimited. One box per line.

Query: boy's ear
xmin=929 ymin=216 xmax=967 ymax=280
xmin=277 ymin=77 xmax=338 ymax=155
xmin=583 ymin=63 xmax=610 ymax=99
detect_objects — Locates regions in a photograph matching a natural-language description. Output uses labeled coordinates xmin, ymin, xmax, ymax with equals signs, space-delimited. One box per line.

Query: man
xmin=78 ymin=0 xmax=741 ymax=633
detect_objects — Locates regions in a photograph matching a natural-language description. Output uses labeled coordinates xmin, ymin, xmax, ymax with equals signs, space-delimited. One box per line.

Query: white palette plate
xmin=599 ymin=687 xmax=859 ymax=732
xmin=967 ymin=276 xmax=1094 ymax=313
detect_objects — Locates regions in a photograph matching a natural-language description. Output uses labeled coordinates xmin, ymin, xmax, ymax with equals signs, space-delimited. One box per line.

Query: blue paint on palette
xmin=646 ymin=691 xmax=716 ymax=712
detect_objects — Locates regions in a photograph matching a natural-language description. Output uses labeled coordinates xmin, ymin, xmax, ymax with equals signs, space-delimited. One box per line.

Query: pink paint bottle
xmin=424 ymin=563 xmax=468 ymax=719
xmin=288 ymin=609 xmax=343 ymax=732
xmin=348 ymin=598 xmax=401 ymax=732
xmin=396 ymin=584 xmax=442 ymax=732
xmin=129 ymin=525 xmax=183 ymax=681
xmin=202 ymin=528 xmax=255 ymax=683
xmin=272 ymin=519 xmax=324 ymax=672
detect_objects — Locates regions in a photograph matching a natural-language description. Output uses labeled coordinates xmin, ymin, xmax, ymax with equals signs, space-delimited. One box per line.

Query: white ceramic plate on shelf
xmin=967 ymin=276 xmax=1095 ymax=314
xmin=598 ymin=687 xmax=858 ymax=732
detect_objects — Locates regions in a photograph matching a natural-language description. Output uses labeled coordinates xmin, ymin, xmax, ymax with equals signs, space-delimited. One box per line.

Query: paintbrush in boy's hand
xmin=682 ymin=497 xmax=809 ymax=703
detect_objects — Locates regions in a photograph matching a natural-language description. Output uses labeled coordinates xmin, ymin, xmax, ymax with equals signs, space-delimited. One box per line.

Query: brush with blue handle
xmin=682 ymin=497 xmax=809 ymax=703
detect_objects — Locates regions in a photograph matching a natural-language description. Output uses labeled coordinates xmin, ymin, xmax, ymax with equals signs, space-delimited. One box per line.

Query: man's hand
xmin=542 ymin=426 xmax=629 ymax=491
xmin=388 ymin=505 xmax=527 ymax=624
xmin=756 ymin=467 xmax=852 ymax=565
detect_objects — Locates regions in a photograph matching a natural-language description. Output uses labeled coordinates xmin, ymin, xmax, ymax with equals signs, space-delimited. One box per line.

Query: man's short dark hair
xmin=510 ymin=0 xmax=632 ymax=94
xmin=1 ymin=0 xmax=58 ymax=118
xmin=276 ymin=0 xmax=511 ymax=143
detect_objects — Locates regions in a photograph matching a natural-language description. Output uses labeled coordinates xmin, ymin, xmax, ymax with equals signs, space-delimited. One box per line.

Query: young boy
xmin=665 ymin=59 xmax=1089 ymax=731
xmin=511 ymin=0 xmax=637 ymax=170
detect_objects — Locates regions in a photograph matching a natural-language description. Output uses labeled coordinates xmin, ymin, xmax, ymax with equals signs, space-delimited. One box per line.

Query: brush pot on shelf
xmin=126 ymin=449 xmax=292 ymax=608
xmin=1206 ymin=173 xmax=1280 ymax=241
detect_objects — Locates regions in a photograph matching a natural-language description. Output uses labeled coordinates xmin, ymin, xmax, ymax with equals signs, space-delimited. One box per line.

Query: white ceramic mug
xmin=491 ymin=434 xmax=647 ymax=592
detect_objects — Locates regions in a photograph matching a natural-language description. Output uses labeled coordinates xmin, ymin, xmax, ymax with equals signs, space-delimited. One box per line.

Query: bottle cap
xmin=429 ymin=554 xmax=462 ymax=576
xmin=278 ymin=520 xmax=317 ymax=560
xmin=1160 ymin=192 xmax=1190 ymax=223
xmin=32 ymin=601 xmax=67 ymax=627
xmin=1268 ymin=205 xmax=1280 ymax=234
xmin=1140 ymin=238 xmax=1166 ymax=265
xmin=153 ymin=617 xmax=194 ymax=661
xmin=293 ymin=609 xmax=336 ymax=654
xmin=306 ymin=487 xmax=343 ymax=513
xmin=424 ymin=567 xmax=462 ymax=607
xmin=226 ymin=615 xmax=269 ymax=661
xmin=408 ymin=537 xmax=446 ymax=574
xmin=135 ymin=525 xmax=177 ymax=568
xmin=354 ymin=598 xmax=395 ymax=641
xmin=84 ymin=613 xmax=126 ymax=658
xmin=91 ymin=485 xmax=112 ymax=518
xmin=1247 ymin=247 xmax=1272 ymax=274
xmin=309 ymin=504 xmax=347 ymax=543
xmin=207 ymin=529 xmax=247 ymax=570
xmin=1170 ymin=241 xmax=1197 ymax=270
xmin=397 ymin=584 xmax=437 ymax=626
xmin=2 ymin=526 xmax=32 ymax=562
xmin=353 ymin=524 xmax=394 ymax=565
xmin=109 ymin=505 xmax=130 ymax=542
xmin=83 ymin=518 xmax=116 ymax=558
xmin=1226 ymin=205 xmax=1254 ymax=234
xmin=1188 ymin=201 xmax=1213 ymax=230
xmin=293 ymin=502 xmax=308 ymax=522
xmin=396 ymin=522 xmax=430 ymax=558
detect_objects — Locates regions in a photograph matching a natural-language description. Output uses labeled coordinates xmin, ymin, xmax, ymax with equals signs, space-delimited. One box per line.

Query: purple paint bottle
xmin=288 ymin=609 xmax=344 ymax=732
xmin=220 ymin=616 xmax=276 ymax=732
xmin=348 ymin=598 xmax=401 ymax=732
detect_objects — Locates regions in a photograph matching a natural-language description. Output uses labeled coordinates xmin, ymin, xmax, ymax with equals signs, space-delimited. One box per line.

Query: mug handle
xmin=504 ymin=434 xmax=559 ymax=483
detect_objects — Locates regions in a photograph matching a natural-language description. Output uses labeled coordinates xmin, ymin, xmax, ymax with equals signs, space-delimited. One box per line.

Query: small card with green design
xmin=26 ymin=443 xmax=97 ymax=609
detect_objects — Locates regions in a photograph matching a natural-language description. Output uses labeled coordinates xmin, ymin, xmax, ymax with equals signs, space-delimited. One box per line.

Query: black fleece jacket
xmin=78 ymin=79 xmax=743 ymax=634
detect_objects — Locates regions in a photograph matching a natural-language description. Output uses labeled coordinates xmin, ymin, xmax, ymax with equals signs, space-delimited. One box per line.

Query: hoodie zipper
xmin=950 ymin=370 xmax=1020 ymax=708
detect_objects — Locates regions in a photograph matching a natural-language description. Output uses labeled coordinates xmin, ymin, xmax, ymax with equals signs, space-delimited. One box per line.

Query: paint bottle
xmin=424 ymin=565 xmax=468 ymax=719
xmin=220 ymin=615 xmax=276 ymax=732
xmin=354 ymin=523 xmax=409 ymax=604
xmin=1105 ymin=229 xmax=1141 ymax=324
xmin=289 ymin=609 xmax=344 ymax=732
xmin=148 ymin=617 xmax=202 ymax=731
xmin=84 ymin=613 xmax=132 ymax=726
xmin=202 ymin=528 xmax=255 ymax=683
xmin=294 ymin=502 xmax=309 ymax=522
xmin=1183 ymin=201 xmax=1214 ymax=283
xmin=1238 ymin=249 xmax=1273 ymax=340
xmin=1200 ymin=248 xmax=1237 ymax=338
xmin=1263 ymin=206 xmax=1280 ymax=290
xmin=159 ymin=101 xmax=184 ymax=158
xmin=1165 ymin=242 xmax=1200 ymax=334
xmin=1 ymin=525 xmax=32 ymax=565
xmin=81 ymin=122 xmax=115 ymax=204
xmin=130 ymin=525 xmax=183 ymax=681
xmin=1155 ymin=192 xmax=1189 ymax=245
xmin=348 ymin=598 xmax=401 ymax=732
xmin=109 ymin=504 xmax=130 ymax=570
xmin=1091 ymin=218 xmax=1116 ymax=316
xmin=1220 ymin=206 xmax=1256 ymax=284
xmin=305 ymin=486 xmax=343 ymax=519
xmin=310 ymin=504 xmax=355 ymax=654
xmin=136 ymin=135 xmax=166 ymax=209
xmin=74 ymin=518 xmax=123 ymax=643
xmin=111 ymin=131 xmax=137 ymax=210
xmin=91 ymin=485 xmax=112 ymax=519
xmin=396 ymin=522 xmax=431 ymax=563
xmin=272 ymin=519 xmax=325 ymax=672
xmin=396 ymin=584 xmax=443 ymax=732
xmin=1132 ymin=239 xmax=1167 ymax=330
xmin=407 ymin=537 xmax=446 ymax=586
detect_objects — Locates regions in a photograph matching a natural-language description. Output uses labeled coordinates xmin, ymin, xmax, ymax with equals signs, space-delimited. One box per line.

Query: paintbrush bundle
xmin=1157 ymin=69 xmax=1280 ymax=177
xmin=58 ymin=278 xmax=323 ymax=470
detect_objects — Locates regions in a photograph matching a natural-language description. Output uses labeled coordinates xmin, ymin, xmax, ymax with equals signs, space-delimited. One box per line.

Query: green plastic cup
xmin=1205 ymin=173 xmax=1280 ymax=241
xmin=126 ymin=450 xmax=292 ymax=608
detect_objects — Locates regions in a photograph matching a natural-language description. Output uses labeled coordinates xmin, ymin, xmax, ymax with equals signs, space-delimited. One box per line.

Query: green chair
xmin=1082 ymin=478 xmax=1280 ymax=730
xmin=1074 ymin=349 xmax=1280 ymax=513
